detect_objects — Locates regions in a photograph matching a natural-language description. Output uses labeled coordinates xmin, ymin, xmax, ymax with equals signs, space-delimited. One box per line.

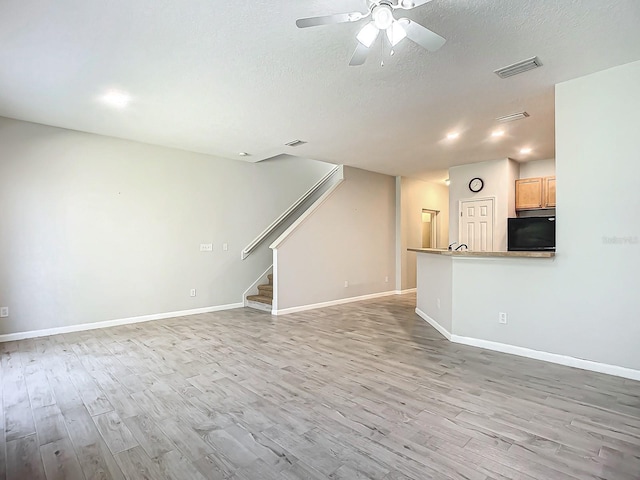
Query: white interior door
xmin=460 ymin=199 xmax=494 ymax=251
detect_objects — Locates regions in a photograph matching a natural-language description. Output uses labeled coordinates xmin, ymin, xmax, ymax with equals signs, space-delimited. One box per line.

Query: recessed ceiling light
xmin=491 ymin=130 xmax=505 ymax=137
xmin=520 ymin=147 xmax=532 ymax=154
xmin=447 ymin=132 xmax=459 ymax=140
xmin=238 ymin=152 xmax=250 ymax=157
xmin=99 ymin=90 xmax=131 ymax=109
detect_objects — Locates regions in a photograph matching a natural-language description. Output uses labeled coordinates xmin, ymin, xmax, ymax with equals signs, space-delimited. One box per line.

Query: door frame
xmin=421 ymin=208 xmax=439 ymax=249
xmin=458 ymin=196 xmax=496 ymax=248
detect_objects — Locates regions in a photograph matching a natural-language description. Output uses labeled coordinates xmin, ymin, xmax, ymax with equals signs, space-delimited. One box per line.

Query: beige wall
xmin=273 ymin=167 xmax=396 ymax=311
xmin=448 ymin=158 xmax=519 ymax=251
xmin=400 ymin=177 xmax=449 ymax=290
xmin=0 ymin=117 xmax=334 ymax=335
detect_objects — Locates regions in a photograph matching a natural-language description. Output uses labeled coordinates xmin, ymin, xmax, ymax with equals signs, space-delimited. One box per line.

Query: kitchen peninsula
xmin=408 ymin=247 xmax=556 ymax=350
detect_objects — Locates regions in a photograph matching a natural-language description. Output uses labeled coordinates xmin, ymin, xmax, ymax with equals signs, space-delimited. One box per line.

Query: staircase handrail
xmin=241 ymin=165 xmax=342 ymax=259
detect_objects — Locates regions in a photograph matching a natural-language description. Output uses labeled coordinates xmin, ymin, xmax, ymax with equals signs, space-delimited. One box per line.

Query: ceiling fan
xmin=296 ymin=0 xmax=446 ymax=66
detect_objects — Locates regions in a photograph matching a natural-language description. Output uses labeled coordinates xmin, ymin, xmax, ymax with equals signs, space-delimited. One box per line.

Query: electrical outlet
xmin=437 ymin=298 xmax=441 ymax=309
xmin=223 ymin=243 xmax=228 ymax=251
xmin=344 ymin=280 xmax=349 ymax=288
xmin=385 ymin=276 xmax=389 ymax=283
xmin=190 ymin=289 xmax=197 ymax=297
xmin=200 ymin=243 xmax=213 ymax=252
xmin=499 ymin=312 xmax=507 ymax=324
xmin=0 ymin=307 xmax=8 ymax=318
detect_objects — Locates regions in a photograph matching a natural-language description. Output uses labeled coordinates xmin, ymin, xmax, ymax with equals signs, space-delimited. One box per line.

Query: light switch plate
xmin=200 ymin=243 xmax=213 ymax=252
xmin=0 ymin=307 xmax=8 ymax=318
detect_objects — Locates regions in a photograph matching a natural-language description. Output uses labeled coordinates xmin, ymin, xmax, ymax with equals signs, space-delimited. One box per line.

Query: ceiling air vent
xmin=285 ymin=139 xmax=307 ymax=147
xmin=496 ymin=111 xmax=530 ymax=123
xmin=494 ymin=56 xmax=542 ymax=79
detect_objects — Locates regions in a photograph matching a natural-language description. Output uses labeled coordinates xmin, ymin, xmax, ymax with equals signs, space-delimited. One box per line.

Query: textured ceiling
xmin=1 ymin=0 xmax=640 ymax=182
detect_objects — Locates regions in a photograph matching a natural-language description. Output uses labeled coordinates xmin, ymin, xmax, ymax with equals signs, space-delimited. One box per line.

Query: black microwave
xmin=508 ymin=217 xmax=556 ymax=251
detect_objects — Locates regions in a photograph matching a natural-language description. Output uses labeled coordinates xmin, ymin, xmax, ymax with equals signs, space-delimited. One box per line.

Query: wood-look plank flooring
xmin=1 ymin=294 xmax=639 ymax=479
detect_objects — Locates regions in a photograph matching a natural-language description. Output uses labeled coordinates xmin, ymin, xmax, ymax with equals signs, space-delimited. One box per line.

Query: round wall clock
xmin=469 ymin=177 xmax=484 ymax=193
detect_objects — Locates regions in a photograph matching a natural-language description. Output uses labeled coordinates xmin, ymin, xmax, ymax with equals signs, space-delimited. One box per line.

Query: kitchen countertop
xmin=408 ymin=248 xmax=555 ymax=258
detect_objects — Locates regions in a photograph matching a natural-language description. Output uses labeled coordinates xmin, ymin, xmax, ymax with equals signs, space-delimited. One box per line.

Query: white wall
xmin=0 ymin=117 xmax=334 ymax=335
xmin=448 ymin=158 xmax=519 ymax=251
xmin=421 ymin=60 xmax=640 ymax=372
xmin=506 ymin=158 xmax=519 ymax=221
xmin=452 ymin=257 xmax=560 ymax=349
xmin=552 ymin=59 xmax=640 ymax=370
xmin=416 ymin=254 xmax=452 ymax=334
xmin=400 ymin=177 xmax=449 ymax=290
xmin=272 ymin=167 xmax=396 ymax=311
xmin=519 ymin=158 xmax=556 ymax=179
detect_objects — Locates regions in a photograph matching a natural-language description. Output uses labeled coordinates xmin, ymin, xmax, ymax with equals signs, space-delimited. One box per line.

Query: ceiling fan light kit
xmin=387 ymin=21 xmax=407 ymax=46
xmin=357 ymin=23 xmax=380 ymax=48
xmin=372 ymin=5 xmax=394 ymax=30
xmin=296 ymin=0 xmax=445 ymax=66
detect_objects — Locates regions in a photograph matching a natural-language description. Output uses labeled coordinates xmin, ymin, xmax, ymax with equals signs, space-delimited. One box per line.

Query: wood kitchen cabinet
xmin=515 ymin=176 xmax=556 ymax=210
xmin=516 ymin=177 xmax=543 ymax=209
xmin=544 ymin=176 xmax=556 ymax=207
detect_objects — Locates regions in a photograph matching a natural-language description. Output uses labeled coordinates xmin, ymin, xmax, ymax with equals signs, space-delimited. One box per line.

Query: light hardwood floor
xmin=1 ymin=294 xmax=639 ymax=480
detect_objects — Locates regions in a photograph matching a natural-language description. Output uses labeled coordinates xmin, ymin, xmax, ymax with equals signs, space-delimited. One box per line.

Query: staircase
xmin=246 ymin=274 xmax=273 ymax=312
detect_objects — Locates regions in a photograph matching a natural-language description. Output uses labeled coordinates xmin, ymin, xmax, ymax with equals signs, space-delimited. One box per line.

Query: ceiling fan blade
xmin=349 ymin=43 xmax=370 ymax=66
xmin=296 ymin=12 xmax=366 ymax=28
xmin=394 ymin=0 xmax=433 ymax=10
xmin=399 ymin=18 xmax=446 ymax=52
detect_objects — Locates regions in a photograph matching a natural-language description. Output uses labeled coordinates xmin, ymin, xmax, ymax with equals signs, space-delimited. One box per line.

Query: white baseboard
xmin=0 ymin=303 xmax=243 ymax=343
xmin=450 ymin=335 xmax=640 ymax=382
xmin=395 ymin=288 xmax=417 ymax=294
xmin=246 ymin=300 xmax=273 ymax=313
xmin=415 ymin=308 xmax=452 ymax=340
xmin=414 ymin=308 xmax=640 ymax=381
xmin=273 ymin=290 xmax=398 ymax=316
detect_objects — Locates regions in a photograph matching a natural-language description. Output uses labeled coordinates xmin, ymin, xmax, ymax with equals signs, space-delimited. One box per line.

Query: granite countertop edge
xmin=407 ymin=248 xmax=555 ymax=258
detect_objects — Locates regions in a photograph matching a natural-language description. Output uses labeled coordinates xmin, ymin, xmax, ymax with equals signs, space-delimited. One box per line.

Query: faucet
xmin=455 ymin=244 xmax=468 ymax=251
xmin=448 ymin=242 xmax=458 ymax=251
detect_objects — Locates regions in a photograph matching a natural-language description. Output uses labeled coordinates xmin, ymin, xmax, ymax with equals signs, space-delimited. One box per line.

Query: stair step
xmin=246 ymin=295 xmax=273 ymax=306
xmin=245 ymin=274 xmax=274 ymax=312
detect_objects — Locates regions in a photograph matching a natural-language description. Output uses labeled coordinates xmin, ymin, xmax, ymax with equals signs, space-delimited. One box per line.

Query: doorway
xmin=421 ymin=209 xmax=439 ymax=248
xmin=459 ymin=198 xmax=494 ymax=251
